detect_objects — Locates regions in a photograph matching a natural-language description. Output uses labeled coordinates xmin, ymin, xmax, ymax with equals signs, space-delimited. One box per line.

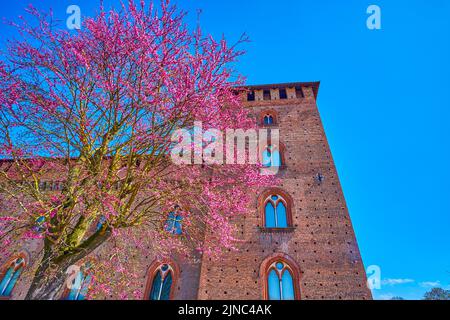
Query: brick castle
xmin=0 ymin=82 xmax=372 ymax=300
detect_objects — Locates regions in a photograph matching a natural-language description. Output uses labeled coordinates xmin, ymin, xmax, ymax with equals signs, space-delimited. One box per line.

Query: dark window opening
xmin=149 ymin=265 xmax=173 ymax=300
xmin=295 ymin=86 xmax=304 ymax=98
xmin=279 ymin=89 xmax=287 ymax=99
xmin=264 ymin=115 xmax=274 ymax=125
xmin=263 ymin=90 xmax=271 ymax=101
xmin=247 ymin=91 xmax=255 ymax=101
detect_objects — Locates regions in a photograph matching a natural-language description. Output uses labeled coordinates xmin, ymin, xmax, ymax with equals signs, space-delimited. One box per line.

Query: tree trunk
xmin=25 ymin=229 xmax=112 ymax=300
xmin=25 ymin=263 xmax=69 ymax=300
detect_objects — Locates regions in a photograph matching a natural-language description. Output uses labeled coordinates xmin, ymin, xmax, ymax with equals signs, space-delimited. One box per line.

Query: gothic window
xmin=259 ymin=110 xmax=277 ymax=126
xmin=263 ymin=114 xmax=274 ymax=125
xmin=267 ymin=261 xmax=295 ymax=300
xmin=262 ymin=146 xmax=282 ymax=168
xmin=264 ymin=195 xmax=288 ymax=228
xmin=259 ymin=188 xmax=293 ymax=231
xmin=0 ymin=257 xmax=25 ymax=297
xmin=165 ymin=211 xmax=183 ymax=235
xmin=66 ymin=263 xmax=92 ymax=300
xmin=149 ymin=264 xmax=174 ymax=300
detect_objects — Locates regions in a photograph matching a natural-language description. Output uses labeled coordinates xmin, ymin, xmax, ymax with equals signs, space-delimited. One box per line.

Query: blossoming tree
xmin=0 ymin=1 xmax=272 ymax=299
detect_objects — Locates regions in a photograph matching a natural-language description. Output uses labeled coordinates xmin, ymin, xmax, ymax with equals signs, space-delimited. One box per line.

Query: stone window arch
xmin=144 ymin=260 xmax=179 ymax=300
xmin=258 ymin=188 xmax=294 ymax=230
xmin=0 ymin=252 xmax=27 ymax=298
xmin=260 ymin=253 xmax=301 ymax=300
xmin=259 ymin=110 xmax=278 ymax=126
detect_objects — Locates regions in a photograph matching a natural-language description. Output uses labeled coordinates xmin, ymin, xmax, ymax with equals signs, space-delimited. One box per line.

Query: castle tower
xmin=196 ymin=82 xmax=372 ymax=300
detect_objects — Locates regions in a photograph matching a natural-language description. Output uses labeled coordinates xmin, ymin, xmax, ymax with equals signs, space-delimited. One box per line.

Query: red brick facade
xmin=196 ymin=82 xmax=372 ymax=300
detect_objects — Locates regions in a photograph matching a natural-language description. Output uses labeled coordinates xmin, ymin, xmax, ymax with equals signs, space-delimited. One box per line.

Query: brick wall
xmin=196 ymin=83 xmax=372 ymax=300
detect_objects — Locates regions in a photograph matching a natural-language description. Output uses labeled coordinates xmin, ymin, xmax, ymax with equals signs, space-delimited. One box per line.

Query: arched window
xmin=258 ymin=188 xmax=293 ymax=230
xmin=264 ymin=195 xmax=288 ymax=228
xmin=149 ymin=264 xmax=174 ymax=300
xmin=66 ymin=263 xmax=92 ymax=300
xmin=261 ymin=254 xmax=301 ymax=300
xmin=262 ymin=146 xmax=282 ymax=168
xmin=263 ymin=115 xmax=274 ymax=125
xmin=0 ymin=257 xmax=25 ymax=297
xmin=165 ymin=211 xmax=183 ymax=235
xmin=259 ymin=110 xmax=277 ymax=126
xmin=267 ymin=261 xmax=295 ymax=300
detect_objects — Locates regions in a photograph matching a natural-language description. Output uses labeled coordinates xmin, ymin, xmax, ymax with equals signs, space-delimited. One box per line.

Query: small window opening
xmin=295 ymin=86 xmax=304 ymax=98
xmin=263 ymin=115 xmax=274 ymax=125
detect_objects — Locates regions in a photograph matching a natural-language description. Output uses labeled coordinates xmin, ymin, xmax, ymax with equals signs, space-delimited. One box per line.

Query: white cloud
xmin=381 ymin=278 xmax=415 ymax=286
xmin=378 ymin=293 xmax=395 ymax=300
xmin=419 ymin=281 xmax=441 ymax=288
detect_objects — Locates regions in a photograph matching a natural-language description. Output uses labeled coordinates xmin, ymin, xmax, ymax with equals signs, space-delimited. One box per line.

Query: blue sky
xmin=1 ymin=0 xmax=449 ymax=300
